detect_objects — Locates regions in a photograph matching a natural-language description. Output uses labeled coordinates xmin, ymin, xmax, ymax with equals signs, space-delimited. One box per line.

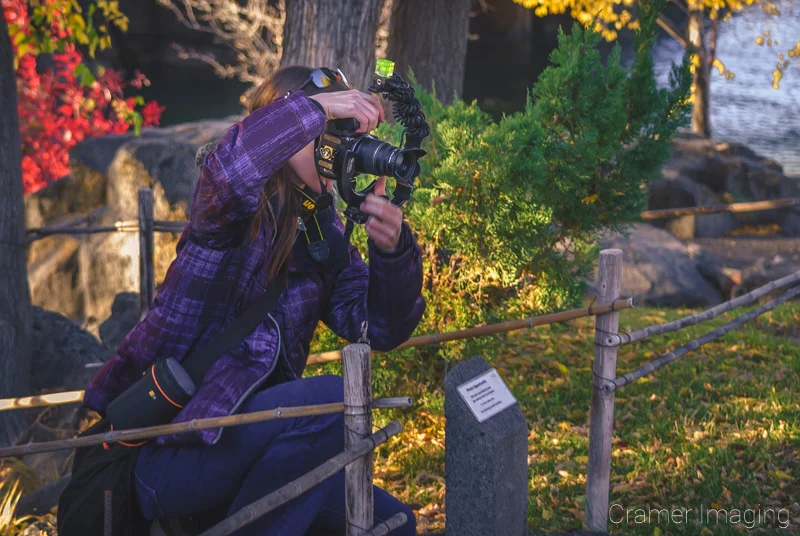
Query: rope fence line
xmin=609 ymin=284 xmax=800 ymax=391
xmin=308 ymin=297 xmax=634 ymax=365
xmin=601 ymin=268 xmax=800 ymax=347
xmin=0 ymin=397 xmax=412 ymax=458
xmin=26 ymin=220 xmax=186 ymax=240
xmin=584 ymin=249 xmax=800 ymax=533
xmin=0 ymin=389 xmax=411 ymax=414
xmin=20 ymin=190 xmax=800 ymax=534
xmin=0 ymin=299 xmax=633 ymax=413
xmin=27 ymin=196 xmax=800 ymax=242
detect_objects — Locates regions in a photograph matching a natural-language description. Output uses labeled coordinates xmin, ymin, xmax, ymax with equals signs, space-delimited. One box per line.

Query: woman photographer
xmin=81 ymin=66 xmax=425 ymax=535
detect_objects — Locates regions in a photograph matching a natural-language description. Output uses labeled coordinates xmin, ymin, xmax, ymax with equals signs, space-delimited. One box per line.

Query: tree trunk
xmin=386 ymin=0 xmax=472 ymax=104
xmin=281 ymin=0 xmax=385 ymax=92
xmin=688 ymin=7 xmax=711 ymax=137
xmin=0 ymin=13 xmax=32 ymax=447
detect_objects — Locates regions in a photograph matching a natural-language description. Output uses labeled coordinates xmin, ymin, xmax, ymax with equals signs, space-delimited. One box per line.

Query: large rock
xmin=594 ymin=224 xmax=724 ymax=307
xmin=30 ymin=307 xmax=106 ymax=392
xmin=77 ymin=137 xmax=197 ymax=321
xmin=68 ymin=116 xmax=237 ymax=179
xmin=648 ymin=176 xmax=737 ymax=239
xmin=27 ymin=236 xmax=83 ymax=320
xmin=99 ymin=292 xmax=141 ymax=353
xmin=660 ymin=133 xmax=800 ymax=236
xmin=734 ymin=255 xmax=800 ymax=297
xmin=27 ymin=117 xmax=236 ymax=323
xmin=24 ymin=168 xmax=106 ymax=230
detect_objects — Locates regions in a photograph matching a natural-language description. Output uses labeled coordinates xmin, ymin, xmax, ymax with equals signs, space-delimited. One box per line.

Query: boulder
xmin=99 ymin=292 xmax=141 ymax=353
xmin=29 ymin=307 xmax=106 ymax=392
xmin=661 ymin=133 xmax=800 ymax=235
xmin=27 ymin=117 xmax=236 ymax=324
xmin=23 ymin=168 xmax=106 ymax=229
xmin=593 ymin=224 xmax=723 ymax=307
xmin=686 ymin=243 xmax=739 ymax=299
xmin=27 ymin=236 xmax=83 ymax=320
xmin=648 ymin=175 xmax=737 ymax=239
xmin=734 ymin=255 xmax=800 ymax=297
xmin=68 ymin=118 xmax=235 ymax=321
xmin=68 ymin=115 xmax=237 ymax=178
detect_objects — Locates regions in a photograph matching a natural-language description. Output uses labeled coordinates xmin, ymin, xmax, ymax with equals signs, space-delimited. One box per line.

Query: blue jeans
xmin=134 ymin=375 xmax=416 ymax=535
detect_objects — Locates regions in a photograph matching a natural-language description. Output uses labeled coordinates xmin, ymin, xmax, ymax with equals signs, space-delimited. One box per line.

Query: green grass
xmin=309 ymin=301 xmax=800 ymax=534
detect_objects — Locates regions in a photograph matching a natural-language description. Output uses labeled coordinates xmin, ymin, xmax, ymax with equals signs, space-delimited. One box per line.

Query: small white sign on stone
xmin=456 ymin=368 xmax=518 ymax=423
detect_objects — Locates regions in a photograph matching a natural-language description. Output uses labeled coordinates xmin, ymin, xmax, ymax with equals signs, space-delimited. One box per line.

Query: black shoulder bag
xmin=57 ymin=273 xmax=287 ymax=536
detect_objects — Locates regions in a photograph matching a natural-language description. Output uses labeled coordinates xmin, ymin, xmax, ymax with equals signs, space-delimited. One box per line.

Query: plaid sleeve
xmin=82 ymin=354 xmax=143 ymax=415
xmin=191 ymin=90 xmax=326 ymax=236
xmin=321 ymin=222 xmax=426 ymax=352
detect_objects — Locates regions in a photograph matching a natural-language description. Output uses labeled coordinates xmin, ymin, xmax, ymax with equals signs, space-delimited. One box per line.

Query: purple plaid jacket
xmin=83 ymin=91 xmax=426 ymax=446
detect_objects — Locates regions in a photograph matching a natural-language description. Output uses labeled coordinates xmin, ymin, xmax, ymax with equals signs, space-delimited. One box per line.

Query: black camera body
xmin=315 ymin=118 xmax=426 ymax=211
xmin=314 ymin=70 xmax=430 ymax=230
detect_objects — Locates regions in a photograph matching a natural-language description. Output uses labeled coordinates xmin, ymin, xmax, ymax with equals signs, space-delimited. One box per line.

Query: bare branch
xmin=670 ymin=0 xmax=690 ymax=16
xmin=656 ymin=13 xmax=688 ymax=48
xmin=155 ymin=0 xmax=285 ymax=91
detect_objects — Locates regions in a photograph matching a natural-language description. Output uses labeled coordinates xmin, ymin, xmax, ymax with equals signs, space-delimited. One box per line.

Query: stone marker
xmin=445 ymin=356 xmax=528 ymax=536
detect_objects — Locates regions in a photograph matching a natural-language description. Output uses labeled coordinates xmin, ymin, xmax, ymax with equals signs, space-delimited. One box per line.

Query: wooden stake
xmin=199 ymin=421 xmax=402 ymax=536
xmin=138 ymin=188 xmax=155 ymax=317
xmin=365 ymin=513 xmax=408 ymax=536
xmin=343 ymin=341 xmax=373 ymax=536
xmin=585 ymin=249 xmax=622 ymax=533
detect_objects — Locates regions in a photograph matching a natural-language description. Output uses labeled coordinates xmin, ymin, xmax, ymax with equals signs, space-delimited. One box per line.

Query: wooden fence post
xmin=138 ymin=188 xmax=155 ymax=317
xmin=342 ymin=341 xmax=373 ymax=536
xmin=585 ymin=249 xmax=623 ymax=532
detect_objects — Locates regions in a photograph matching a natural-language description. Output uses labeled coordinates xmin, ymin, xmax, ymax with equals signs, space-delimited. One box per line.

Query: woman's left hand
xmin=360 ymin=177 xmax=403 ymax=253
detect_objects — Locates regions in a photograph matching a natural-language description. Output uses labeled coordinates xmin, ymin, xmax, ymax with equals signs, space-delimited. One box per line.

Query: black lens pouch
xmin=106 ymin=357 xmax=196 ymax=431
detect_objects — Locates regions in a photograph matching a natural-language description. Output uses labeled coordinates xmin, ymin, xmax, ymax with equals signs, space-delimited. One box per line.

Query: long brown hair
xmin=246 ymin=66 xmax=348 ymax=283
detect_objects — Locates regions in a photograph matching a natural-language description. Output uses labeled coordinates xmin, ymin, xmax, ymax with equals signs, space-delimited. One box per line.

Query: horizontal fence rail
xmin=602 ymin=268 xmax=800 ymax=347
xmin=0 ymin=397 xmax=411 ymax=458
xmin=0 ymin=390 xmax=86 ymax=412
xmin=366 ymin=513 xmax=408 ymax=536
xmin=639 ymin=197 xmax=800 ymax=220
xmin=0 ymin=390 xmax=411 ymax=413
xmin=611 ymin=284 xmax=800 ymax=390
xmin=585 ymin=248 xmax=800 ymax=533
xmin=29 ymin=198 xmax=800 ymax=242
xmin=26 ymin=217 xmax=187 ymax=243
xmin=0 ymin=300 xmax=634 ymax=413
xmin=308 ymin=297 xmax=635 ymax=365
xmin=199 ymin=421 xmax=402 ymax=536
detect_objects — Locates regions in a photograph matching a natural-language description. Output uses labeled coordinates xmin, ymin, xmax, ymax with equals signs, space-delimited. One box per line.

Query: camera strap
xmin=182 ymin=271 xmax=287 ymax=384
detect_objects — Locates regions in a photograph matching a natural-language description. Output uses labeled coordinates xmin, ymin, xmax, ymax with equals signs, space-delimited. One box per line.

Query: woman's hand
xmin=360 ymin=177 xmax=404 ymax=253
xmin=309 ymin=90 xmax=385 ymax=133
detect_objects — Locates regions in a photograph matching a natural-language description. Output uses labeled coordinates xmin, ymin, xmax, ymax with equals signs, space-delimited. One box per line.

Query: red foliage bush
xmin=2 ymin=0 xmax=165 ymax=194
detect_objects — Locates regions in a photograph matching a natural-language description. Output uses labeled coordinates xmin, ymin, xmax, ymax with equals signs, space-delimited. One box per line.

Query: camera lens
xmin=351 ymin=137 xmax=418 ymax=183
